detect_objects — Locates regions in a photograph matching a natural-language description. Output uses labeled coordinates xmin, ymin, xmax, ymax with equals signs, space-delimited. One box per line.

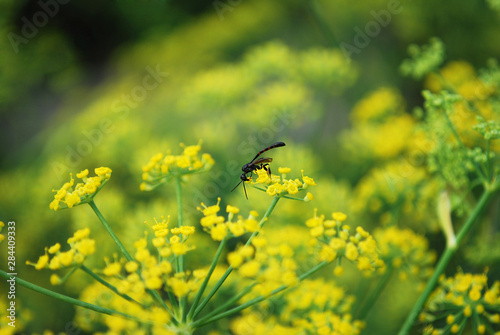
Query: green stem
xmin=192 ymin=196 xmax=280 ymax=318
xmin=174 ymin=177 xmax=185 ymax=272
xmin=0 ymin=270 xmax=150 ymax=325
xmin=174 ymin=177 xmax=187 ymax=321
xmin=355 ymin=265 xmax=393 ymax=319
xmin=88 ymin=200 xmax=170 ymax=313
xmin=195 ymin=283 xmax=255 ymax=324
xmin=308 ymin=0 xmax=339 ymax=47
xmin=398 ymin=189 xmax=495 ymax=335
xmin=187 ymin=239 xmax=227 ymax=321
xmin=88 ymin=200 xmax=133 ymax=261
xmin=192 ymin=261 xmax=329 ymax=328
xmin=80 ymin=265 xmax=145 ymax=308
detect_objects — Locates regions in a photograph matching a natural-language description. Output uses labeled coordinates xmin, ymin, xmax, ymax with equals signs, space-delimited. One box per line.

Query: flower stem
xmin=398 ymin=188 xmax=496 ymax=335
xmin=195 ymin=283 xmax=256 ymax=324
xmin=191 ymin=196 xmax=280 ymax=319
xmin=174 ymin=177 xmax=185 ymax=272
xmin=88 ymin=200 xmax=133 ymax=262
xmin=192 ymin=261 xmax=329 ymax=328
xmin=307 ymin=0 xmax=339 ymax=47
xmin=88 ymin=200 xmax=170 ymax=313
xmin=174 ymin=177 xmax=187 ymax=321
xmin=187 ymin=238 xmax=227 ymax=321
xmin=0 ymin=269 xmax=149 ymax=324
xmin=79 ymin=265 xmax=145 ymax=308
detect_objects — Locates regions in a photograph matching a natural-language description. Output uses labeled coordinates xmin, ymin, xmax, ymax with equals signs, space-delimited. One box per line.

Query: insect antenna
xmin=231 ymin=180 xmax=243 ymax=193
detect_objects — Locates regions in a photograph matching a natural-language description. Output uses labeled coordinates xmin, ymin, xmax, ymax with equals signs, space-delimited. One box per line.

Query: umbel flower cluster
xmin=16 ymin=141 xmax=393 ymax=335
xmin=140 ymin=141 xmax=215 ymax=191
xmin=26 ymin=228 xmax=96 ymax=285
xmin=422 ymin=271 xmax=500 ymax=334
xmin=49 ymin=167 xmax=112 ymax=211
xmin=305 ymin=209 xmax=384 ymax=276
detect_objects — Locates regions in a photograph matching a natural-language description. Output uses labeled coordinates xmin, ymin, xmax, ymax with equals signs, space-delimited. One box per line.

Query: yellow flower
xmin=35 ymin=252 xmax=49 ymax=270
xmin=50 ymin=168 xmax=111 ymax=211
xmin=48 ymin=243 xmax=61 ymax=254
xmin=103 ymin=262 xmax=122 ymax=276
xmin=167 ymin=277 xmax=190 ymax=297
xmin=301 ymin=170 xmax=316 ymax=186
xmin=141 ymin=141 xmax=213 ymax=190
xmin=211 ymin=224 xmax=228 ymax=241
xmin=279 ymin=167 xmax=291 ymax=174
xmin=50 ymin=274 xmax=62 ymax=285
xmin=239 ymin=260 xmax=261 ymax=277
xmin=228 ymin=252 xmax=244 ymax=268
xmin=226 ymin=205 xmax=240 ymax=214
xmin=74 ymin=239 xmax=96 ymax=256
xmin=332 ymin=212 xmax=347 ymax=222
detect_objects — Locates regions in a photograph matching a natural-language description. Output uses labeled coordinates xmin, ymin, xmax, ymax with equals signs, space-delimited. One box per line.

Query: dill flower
xmin=197 ymin=199 xmax=260 ymax=241
xmin=374 ymin=226 xmax=435 ymax=283
xmin=49 ymin=167 xmax=112 ymax=211
xmin=26 ymin=228 xmax=96 ymax=275
xmin=421 ymin=270 xmax=500 ymax=334
xmin=250 ymin=167 xmax=316 ymax=199
xmin=305 ymin=209 xmax=384 ymax=276
xmin=230 ymin=234 xmax=299 ymax=297
xmin=140 ymin=141 xmax=214 ymax=191
xmin=231 ymin=279 xmax=363 ymax=335
xmin=101 ymin=219 xmax=204 ymax=299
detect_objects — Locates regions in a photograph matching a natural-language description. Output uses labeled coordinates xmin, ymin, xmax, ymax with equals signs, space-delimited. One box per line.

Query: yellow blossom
xmin=239 ymin=260 xmax=261 ymax=277
xmin=48 ymin=243 xmax=61 ymax=254
xmin=103 ymin=262 xmax=122 ymax=276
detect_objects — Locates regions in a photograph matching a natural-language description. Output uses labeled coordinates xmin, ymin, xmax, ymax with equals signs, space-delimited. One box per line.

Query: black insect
xmin=231 ymin=142 xmax=286 ymax=199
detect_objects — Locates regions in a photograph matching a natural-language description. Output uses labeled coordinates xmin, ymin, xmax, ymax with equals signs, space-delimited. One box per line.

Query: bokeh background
xmin=1 ymin=0 xmax=500 ymax=333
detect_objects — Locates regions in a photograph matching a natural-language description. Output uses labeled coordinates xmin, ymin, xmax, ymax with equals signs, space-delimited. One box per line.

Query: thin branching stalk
xmin=0 ymin=269 xmax=150 ymax=325
xmin=192 ymin=261 xmax=329 ymax=328
xmin=192 ymin=196 xmax=280 ymax=318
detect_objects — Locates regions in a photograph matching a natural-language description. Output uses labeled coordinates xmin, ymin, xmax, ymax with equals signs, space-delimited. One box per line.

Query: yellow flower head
xmin=199 ymin=199 xmax=261 ymax=241
xmin=27 ymin=228 xmax=96 ymax=275
xmin=251 ymin=167 xmax=316 ymax=199
xmin=50 ymin=167 xmax=112 ymax=211
xmin=141 ymin=141 xmax=214 ymax=191
xmin=424 ymin=270 xmax=499 ymax=334
xmin=305 ymin=210 xmax=384 ymax=275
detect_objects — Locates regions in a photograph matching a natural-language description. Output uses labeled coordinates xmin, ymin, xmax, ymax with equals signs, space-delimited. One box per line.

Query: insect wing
xmin=249 ymin=157 xmax=273 ymax=165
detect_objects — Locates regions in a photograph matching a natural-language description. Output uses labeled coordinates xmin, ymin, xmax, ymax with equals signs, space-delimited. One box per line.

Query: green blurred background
xmin=1 ymin=0 xmax=500 ymax=333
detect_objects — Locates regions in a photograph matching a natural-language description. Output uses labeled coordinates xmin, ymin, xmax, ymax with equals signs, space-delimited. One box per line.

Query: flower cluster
xmin=49 ymin=167 xmax=112 ymax=211
xmin=26 ymin=228 xmax=96 ymax=284
xmin=305 ymin=210 xmax=384 ymax=276
xmin=228 ymin=234 xmax=299 ymax=296
xmin=374 ymin=226 xmax=436 ymax=283
xmin=421 ymin=271 xmax=500 ymax=334
xmin=197 ymin=198 xmax=260 ymax=241
xmin=140 ymin=141 xmax=215 ymax=191
xmin=231 ymin=279 xmax=363 ymax=335
xmin=250 ymin=167 xmax=316 ymax=199
xmin=103 ymin=218 xmax=204 ymax=299
xmin=351 ymin=160 xmax=439 ymax=231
